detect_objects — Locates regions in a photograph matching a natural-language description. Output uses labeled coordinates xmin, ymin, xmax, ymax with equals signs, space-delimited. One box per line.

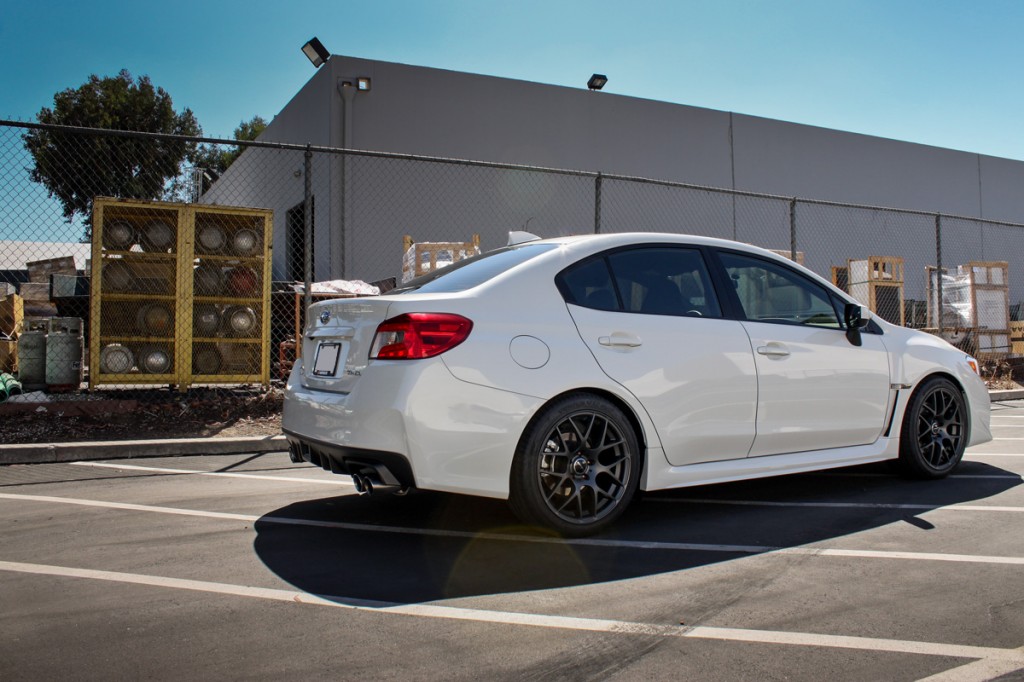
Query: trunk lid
xmin=300 ymin=297 xmax=393 ymax=393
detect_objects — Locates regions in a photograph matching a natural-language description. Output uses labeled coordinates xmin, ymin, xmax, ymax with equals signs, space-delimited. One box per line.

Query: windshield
xmin=392 ymin=243 xmax=558 ymax=294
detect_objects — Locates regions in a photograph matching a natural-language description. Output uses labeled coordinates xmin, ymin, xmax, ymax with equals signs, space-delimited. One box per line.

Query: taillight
xmin=370 ymin=313 xmax=473 ymax=359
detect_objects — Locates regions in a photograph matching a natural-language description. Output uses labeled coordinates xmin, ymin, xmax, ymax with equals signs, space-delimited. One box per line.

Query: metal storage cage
xmin=90 ymin=198 xmax=273 ymax=390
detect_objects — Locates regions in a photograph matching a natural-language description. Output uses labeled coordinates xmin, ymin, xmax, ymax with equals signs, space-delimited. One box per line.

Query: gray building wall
xmin=205 ymin=55 xmax=1024 ymax=294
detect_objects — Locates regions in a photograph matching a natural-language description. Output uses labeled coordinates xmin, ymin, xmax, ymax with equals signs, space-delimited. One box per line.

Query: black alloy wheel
xmin=899 ymin=376 xmax=968 ymax=478
xmin=510 ymin=394 xmax=640 ymax=536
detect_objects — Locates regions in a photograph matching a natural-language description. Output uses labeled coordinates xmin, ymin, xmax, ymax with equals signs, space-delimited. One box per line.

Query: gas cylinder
xmin=140 ymin=219 xmax=175 ymax=252
xmin=16 ymin=320 xmax=47 ymax=391
xmin=45 ymin=318 xmax=83 ymax=392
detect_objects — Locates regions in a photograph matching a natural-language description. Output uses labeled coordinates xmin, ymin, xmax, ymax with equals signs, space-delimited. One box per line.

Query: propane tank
xmin=225 ymin=266 xmax=259 ymax=297
xmin=193 ymin=304 xmax=221 ymax=337
xmin=223 ymin=306 xmax=258 ymax=337
xmin=231 ymin=227 xmax=260 ymax=256
xmin=197 ymin=222 xmax=227 ymax=254
xmin=45 ymin=317 xmax=83 ymax=392
xmin=135 ymin=303 xmax=174 ymax=336
xmin=102 ymin=259 xmax=133 ymax=292
xmin=16 ymin=319 xmax=47 ymax=391
xmin=137 ymin=346 xmax=172 ymax=374
xmin=193 ymin=346 xmax=223 ymax=375
xmin=102 ymin=219 xmax=136 ymax=250
xmin=100 ymin=344 xmax=135 ymax=374
xmin=140 ymin=219 xmax=175 ymax=252
xmin=193 ymin=263 xmax=223 ymax=296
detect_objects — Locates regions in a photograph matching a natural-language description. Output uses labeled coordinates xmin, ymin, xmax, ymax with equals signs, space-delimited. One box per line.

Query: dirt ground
xmin=0 ymin=387 xmax=282 ymax=444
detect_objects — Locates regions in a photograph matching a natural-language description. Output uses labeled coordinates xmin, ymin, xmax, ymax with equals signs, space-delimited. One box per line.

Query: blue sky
xmin=2 ymin=0 xmax=1023 ymax=160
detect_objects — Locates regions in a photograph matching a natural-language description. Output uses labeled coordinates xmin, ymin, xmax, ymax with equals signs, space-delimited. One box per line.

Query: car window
xmin=394 ymin=243 xmax=558 ymax=294
xmin=719 ymin=251 xmax=841 ymax=328
xmin=559 ymin=246 xmax=721 ymax=318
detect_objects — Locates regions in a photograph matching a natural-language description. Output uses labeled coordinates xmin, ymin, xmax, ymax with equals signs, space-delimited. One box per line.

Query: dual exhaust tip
xmin=351 ymin=472 xmax=409 ymax=497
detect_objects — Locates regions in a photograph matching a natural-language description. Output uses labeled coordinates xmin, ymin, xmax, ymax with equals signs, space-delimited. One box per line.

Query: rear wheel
xmin=510 ymin=394 xmax=640 ymax=537
xmin=898 ymin=376 xmax=968 ymax=478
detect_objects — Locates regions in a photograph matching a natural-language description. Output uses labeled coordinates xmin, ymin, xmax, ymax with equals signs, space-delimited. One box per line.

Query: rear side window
xmin=396 ymin=243 xmax=557 ymax=294
xmin=559 ymin=246 xmax=722 ymax=318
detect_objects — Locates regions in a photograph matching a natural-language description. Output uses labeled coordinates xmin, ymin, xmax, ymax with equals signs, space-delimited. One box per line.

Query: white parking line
xmin=0 ymin=558 xmax=1021 ymax=667
xmin=649 ymin=498 xmax=1024 ymax=513
xmin=2 ymin=492 xmax=1024 ymax=565
xmin=966 ymin=452 xmax=1024 ymax=457
xmin=816 ymin=471 xmax=1020 ymax=479
xmin=70 ymin=461 xmax=352 ymax=486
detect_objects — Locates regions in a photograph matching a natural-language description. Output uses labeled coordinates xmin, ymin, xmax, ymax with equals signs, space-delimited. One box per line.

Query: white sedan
xmin=283 ymin=233 xmax=992 ymax=536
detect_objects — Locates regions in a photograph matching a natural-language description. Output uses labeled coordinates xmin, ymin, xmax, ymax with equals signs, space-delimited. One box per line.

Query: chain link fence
xmin=1 ymin=119 xmax=1023 ymax=442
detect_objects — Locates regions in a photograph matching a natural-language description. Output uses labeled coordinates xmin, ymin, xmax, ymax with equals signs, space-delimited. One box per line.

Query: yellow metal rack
xmin=90 ymin=198 xmax=273 ymax=391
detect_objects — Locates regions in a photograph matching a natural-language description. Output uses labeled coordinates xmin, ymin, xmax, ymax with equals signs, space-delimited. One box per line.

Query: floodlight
xmin=301 ymin=37 xmax=330 ymax=68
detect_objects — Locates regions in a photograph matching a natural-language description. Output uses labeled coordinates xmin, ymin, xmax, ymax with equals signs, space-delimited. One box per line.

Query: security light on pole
xmin=587 ymin=74 xmax=608 ymax=91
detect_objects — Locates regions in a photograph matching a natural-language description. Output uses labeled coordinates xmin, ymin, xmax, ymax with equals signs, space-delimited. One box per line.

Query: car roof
xmin=534 ymin=232 xmax=793 ymax=261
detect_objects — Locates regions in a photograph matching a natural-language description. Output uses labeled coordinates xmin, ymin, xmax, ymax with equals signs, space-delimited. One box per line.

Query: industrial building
xmin=202 ymin=54 xmax=1024 ymax=300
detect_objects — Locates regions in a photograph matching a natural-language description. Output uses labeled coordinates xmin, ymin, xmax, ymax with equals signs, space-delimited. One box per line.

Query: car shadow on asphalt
xmin=253 ymin=459 xmax=1021 ymax=605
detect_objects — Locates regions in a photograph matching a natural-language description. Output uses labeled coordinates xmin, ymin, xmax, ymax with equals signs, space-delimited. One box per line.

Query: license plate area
xmin=312 ymin=342 xmax=343 ymax=377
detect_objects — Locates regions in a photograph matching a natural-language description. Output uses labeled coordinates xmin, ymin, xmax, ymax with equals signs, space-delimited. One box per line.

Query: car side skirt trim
xmin=642 ymin=438 xmax=899 ymax=492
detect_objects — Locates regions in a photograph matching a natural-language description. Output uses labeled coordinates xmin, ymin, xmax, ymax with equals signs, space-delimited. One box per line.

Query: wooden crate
xmin=19 ymin=282 xmax=50 ymax=303
xmin=0 ymin=340 xmax=16 ymax=373
xmin=402 ymin=234 xmax=480 ymax=282
xmin=1010 ymin=321 xmax=1024 ymax=355
xmin=27 ymin=256 xmax=77 ymax=283
xmin=849 ymin=256 xmax=905 ymax=326
xmin=0 ymin=294 xmax=24 ymax=339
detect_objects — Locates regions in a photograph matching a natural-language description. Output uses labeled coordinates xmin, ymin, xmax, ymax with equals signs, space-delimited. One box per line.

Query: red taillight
xmin=370 ymin=313 xmax=473 ymax=359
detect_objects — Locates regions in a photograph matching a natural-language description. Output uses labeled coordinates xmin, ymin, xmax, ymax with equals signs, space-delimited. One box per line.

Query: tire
xmin=509 ymin=394 xmax=640 ymax=537
xmin=898 ymin=376 xmax=968 ymax=479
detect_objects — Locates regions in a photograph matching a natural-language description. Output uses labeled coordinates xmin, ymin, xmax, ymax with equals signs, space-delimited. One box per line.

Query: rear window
xmin=393 ymin=243 xmax=557 ymax=294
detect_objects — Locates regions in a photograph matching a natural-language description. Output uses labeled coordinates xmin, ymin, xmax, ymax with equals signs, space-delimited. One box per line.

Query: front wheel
xmin=510 ymin=394 xmax=640 ymax=537
xmin=898 ymin=376 xmax=968 ymax=478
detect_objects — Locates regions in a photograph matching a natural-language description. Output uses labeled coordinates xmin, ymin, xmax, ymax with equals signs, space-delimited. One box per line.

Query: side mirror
xmin=844 ymin=303 xmax=867 ymax=346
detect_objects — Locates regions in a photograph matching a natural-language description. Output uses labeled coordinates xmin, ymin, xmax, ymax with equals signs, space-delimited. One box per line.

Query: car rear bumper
xmin=282 ymin=357 xmax=545 ymax=499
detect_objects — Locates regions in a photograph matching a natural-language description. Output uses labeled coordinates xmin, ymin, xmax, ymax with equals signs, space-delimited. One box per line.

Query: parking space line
xmin=0 ymin=558 xmax=1021 ymax=666
xmin=915 ymin=651 xmax=1024 ymax=682
xmin=965 ymin=452 xmax=1024 ymax=457
xmin=648 ymin=498 xmax=1024 ymax=513
xmin=3 ymin=492 xmax=1024 ymax=565
xmin=815 ymin=471 xmax=1020 ymax=479
xmin=69 ymin=461 xmax=352 ymax=487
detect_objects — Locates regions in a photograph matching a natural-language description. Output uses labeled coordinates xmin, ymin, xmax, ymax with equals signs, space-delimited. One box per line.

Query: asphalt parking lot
xmin=2 ymin=402 xmax=1024 ymax=681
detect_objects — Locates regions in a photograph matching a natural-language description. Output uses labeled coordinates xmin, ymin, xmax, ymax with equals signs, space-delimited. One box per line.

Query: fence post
xmin=789 ymin=198 xmax=797 ymax=262
xmin=594 ymin=173 xmax=603 ymax=234
xmin=303 ymin=144 xmax=313 ymax=315
xmin=935 ymin=214 xmax=943 ymax=336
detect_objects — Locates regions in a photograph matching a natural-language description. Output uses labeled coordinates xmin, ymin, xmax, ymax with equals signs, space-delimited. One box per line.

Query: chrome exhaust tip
xmin=352 ymin=474 xmax=373 ymax=495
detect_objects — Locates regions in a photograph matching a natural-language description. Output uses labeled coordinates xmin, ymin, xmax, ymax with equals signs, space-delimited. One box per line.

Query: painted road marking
xmin=70 ymin=461 xmax=352 ymax=486
xmin=648 ymin=498 xmax=1024 ymax=513
xmin=0 ymin=559 xmax=1021 ymax=667
xmin=2 ymin=492 xmax=1024 ymax=565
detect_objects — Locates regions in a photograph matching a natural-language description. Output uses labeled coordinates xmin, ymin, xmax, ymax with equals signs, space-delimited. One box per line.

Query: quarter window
xmin=719 ymin=252 xmax=841 ymax=328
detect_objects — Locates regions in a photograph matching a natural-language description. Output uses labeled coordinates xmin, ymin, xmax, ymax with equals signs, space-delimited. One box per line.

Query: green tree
xmin=191 ymin=115 xmax=268 ymax=193
xmin=24 ymin=69 xmax=201 ymax=240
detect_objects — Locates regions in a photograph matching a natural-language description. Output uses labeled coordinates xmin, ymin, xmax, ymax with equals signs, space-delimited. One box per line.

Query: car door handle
xmin=599 ymin=333 xmax=642 ymax=348
xmin=756 ymin=344 xmax=790 ymax=357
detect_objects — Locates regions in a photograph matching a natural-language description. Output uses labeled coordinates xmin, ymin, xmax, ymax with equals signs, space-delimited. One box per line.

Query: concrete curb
xmin=990 ymin=389 xmax=1024 ymax=402
xmin=1 ymin=435 xmax=288 ymax=466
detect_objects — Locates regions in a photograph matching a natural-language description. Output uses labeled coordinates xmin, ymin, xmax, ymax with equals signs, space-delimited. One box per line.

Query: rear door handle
xmin=756 ymin=344 xmax=790 ymax=357
xmin=599 ymin=332 xmax=642 ymax=348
